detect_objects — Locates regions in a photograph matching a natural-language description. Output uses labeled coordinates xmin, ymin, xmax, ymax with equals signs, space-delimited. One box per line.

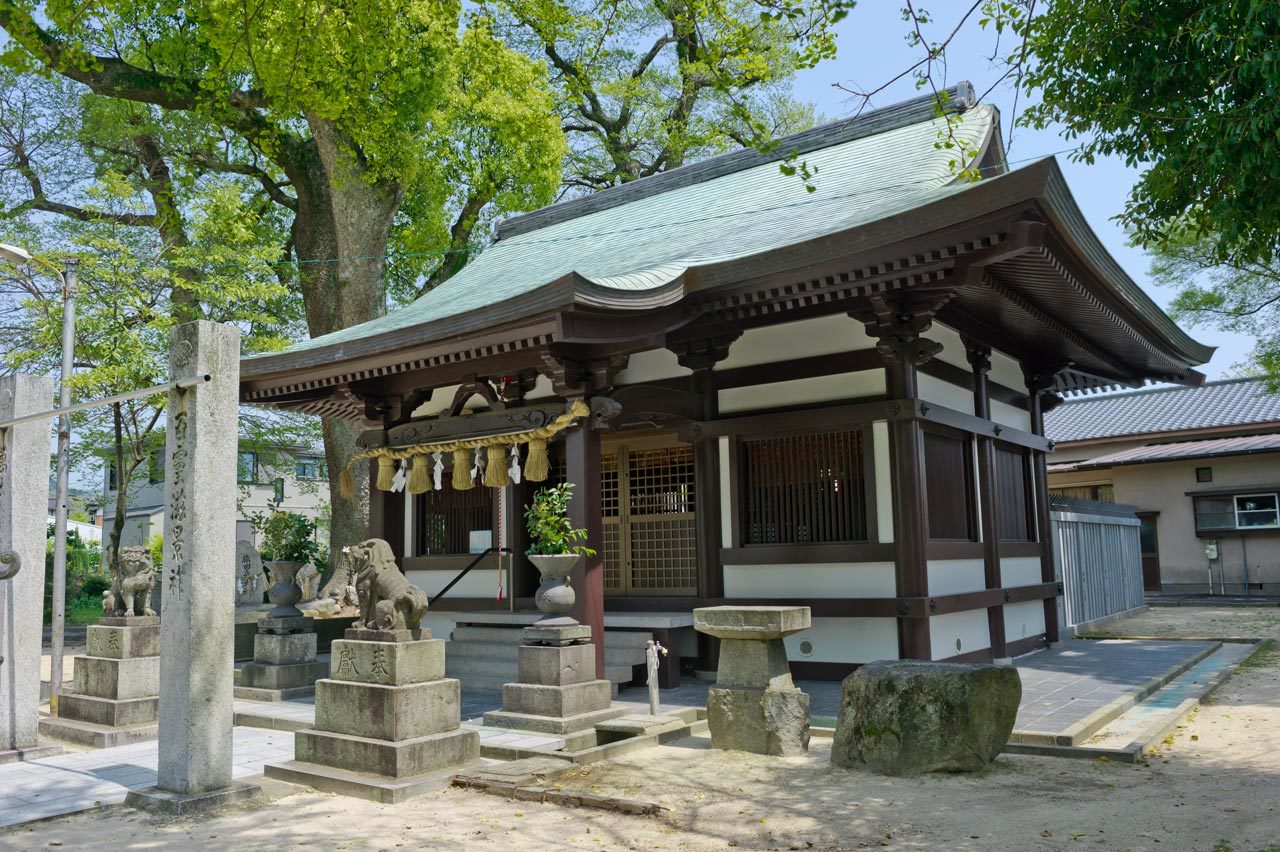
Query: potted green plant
xmin=256 ymin=511 xmax=320 ymax=618
xmin=525 ymin=483 xmax=596 ymax=619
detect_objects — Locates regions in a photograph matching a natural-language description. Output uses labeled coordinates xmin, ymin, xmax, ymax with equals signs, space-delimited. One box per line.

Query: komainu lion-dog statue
xmin=101 ymin=546 xmax=157 ymax=617
xmin=346 ymin=538 xmax=429 ymax=631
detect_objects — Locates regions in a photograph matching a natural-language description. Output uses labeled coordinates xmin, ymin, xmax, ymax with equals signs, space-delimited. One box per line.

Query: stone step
xmin=447 ymin=661 xmax=634 ymax=691
xmin=447 ymin=656 xmax=519 ymax=678
xmin=447 ymin=641 xmax=643 ymax=668
xmin=451 ymin=626 xmax=527 ymax=644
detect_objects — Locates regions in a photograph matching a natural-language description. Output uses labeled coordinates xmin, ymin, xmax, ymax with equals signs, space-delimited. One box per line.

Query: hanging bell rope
xmin=337 ymin=398 xmax=590 ymax=497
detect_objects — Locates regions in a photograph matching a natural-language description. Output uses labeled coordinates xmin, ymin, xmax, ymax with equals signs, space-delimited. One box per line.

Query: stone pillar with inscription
xmin=0 ymin=374 xmax=60 ymax=764
xmin=126 ymin=321 xmax=260 ymax=814
xmin=264 ymin=625 xmax=480 ymax=803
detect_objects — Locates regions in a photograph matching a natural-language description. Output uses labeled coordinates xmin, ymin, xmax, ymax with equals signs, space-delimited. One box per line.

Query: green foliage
xmin=481 ymin=0 xmax=836 ymax=192
xmin=1022 ymin=1 xmax=1280 ymax=265
xmin=147 ymin=532 xmax=164 ymax=569
xmin=43 ymin=525 xmax=106 ymax=624
xmin=1150 ymin=225 xmax=1280 ymax=385
xmin=524 ymin=483 xmax=596 ymax=557
xmin=79 ymin=574 xmax=111 ymax=599
xmin=255 ymin=510 xmax=321 ymax=564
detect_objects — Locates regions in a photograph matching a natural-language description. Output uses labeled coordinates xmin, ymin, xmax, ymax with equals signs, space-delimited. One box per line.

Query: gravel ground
xmin=5 ymin=607 xmax=1278 ymax=852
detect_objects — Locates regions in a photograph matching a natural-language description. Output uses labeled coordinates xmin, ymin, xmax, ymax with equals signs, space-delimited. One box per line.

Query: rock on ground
xmin=831 ymin=659 xmax=1021 ymax=775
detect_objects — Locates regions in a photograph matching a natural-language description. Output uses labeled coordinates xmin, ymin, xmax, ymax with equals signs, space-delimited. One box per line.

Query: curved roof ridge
xmin=495 ymin=82 xmax=977 ymax=241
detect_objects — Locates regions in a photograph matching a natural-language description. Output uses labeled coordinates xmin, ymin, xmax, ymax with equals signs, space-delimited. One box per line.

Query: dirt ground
xmin=5 ymin=607 xmax=1279 ymax=852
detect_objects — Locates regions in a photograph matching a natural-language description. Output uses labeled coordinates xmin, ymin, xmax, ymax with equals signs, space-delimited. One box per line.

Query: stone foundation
xmin=40 ymin=617 xmax=160 ymax=748
xmin=236 ymin=616 xmax=326 ymax=701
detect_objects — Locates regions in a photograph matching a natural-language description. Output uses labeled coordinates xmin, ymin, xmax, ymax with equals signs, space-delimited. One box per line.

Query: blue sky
xmin=790 ymin=5 xmax=1250 ymax=380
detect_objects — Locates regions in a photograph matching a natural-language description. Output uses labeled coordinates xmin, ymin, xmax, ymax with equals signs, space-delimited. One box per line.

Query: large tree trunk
xmin=288 ymin=117 xmax=405 ymax=563
xmin=105 ymin=403 xmax=128 ymax=572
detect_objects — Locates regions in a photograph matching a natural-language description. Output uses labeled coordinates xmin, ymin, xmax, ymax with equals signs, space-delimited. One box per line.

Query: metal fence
xmin=1049 ymin=496 xmax=1145 ymax=629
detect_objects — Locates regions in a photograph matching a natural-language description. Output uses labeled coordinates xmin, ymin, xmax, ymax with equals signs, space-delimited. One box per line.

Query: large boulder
xmin=831 ymin=660 xmax=1020 ymax=775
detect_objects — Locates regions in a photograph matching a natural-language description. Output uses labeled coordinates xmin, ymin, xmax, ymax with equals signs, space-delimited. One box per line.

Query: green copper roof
xmin=273 ymin=95 xmax=997 ymax=356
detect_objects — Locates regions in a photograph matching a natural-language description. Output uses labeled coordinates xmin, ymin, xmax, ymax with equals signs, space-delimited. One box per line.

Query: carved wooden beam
xmin=849 ymin=290 xmax=954 ymax=368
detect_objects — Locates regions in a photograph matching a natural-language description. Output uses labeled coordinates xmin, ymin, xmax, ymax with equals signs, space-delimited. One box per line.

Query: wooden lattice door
xmin=601 ymin=440 xmax=698 ymax=596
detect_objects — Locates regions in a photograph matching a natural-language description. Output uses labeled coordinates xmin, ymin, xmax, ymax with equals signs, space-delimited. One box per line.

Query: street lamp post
xmin=0 ymin=244 xmax=77 ymax=711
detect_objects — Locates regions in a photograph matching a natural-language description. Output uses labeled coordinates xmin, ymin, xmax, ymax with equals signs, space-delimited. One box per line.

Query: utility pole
xmin=49 ymin=257 xmax=78 ymax=711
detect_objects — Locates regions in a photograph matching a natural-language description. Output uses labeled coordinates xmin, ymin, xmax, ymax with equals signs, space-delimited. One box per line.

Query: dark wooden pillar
xmin=565 ymin=418 xmax=606 ymax=678
xmin=1025 ymin=370 xmax=1062 ymax=645
xmin=966 ymin=341 xmax=1007 ymax=660
xmin=852 ymin=293 xmax=951 ymax=661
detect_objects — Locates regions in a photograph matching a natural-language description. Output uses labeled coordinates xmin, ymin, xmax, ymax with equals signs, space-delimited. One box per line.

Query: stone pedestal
xmin=694 ymin=606 xmax=812 ymax=756
xmin=483 ymin=622 xmax=625 ymax=735
xmin=40 ymin=617 xmax=160 ymax=748
xmin=236 ymin=616 xmax=327 ymax=701
xmin=264 ymin=628 xmax=479 ymax=803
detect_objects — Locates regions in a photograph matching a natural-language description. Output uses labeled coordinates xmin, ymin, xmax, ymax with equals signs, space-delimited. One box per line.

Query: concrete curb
xmin=1010 ymin=640 xmax=1221 ymax=747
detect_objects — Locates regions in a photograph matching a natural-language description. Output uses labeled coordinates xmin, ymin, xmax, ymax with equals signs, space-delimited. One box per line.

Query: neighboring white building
xmin=98 ymin=444 xmax=331 ymax=554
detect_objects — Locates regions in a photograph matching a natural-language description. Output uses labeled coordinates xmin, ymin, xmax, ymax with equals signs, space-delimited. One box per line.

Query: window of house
xmin=1196 ymin=467 xmax=1213 ymax=483
xmin=237 ymin=451 xmax=258 ymax=484
xmin=1049 ymin=483 xmax=1114 ymax=503
xmin=414 ymin=484 xmax=495 ymax=555
xmin=739 ymin=429 xmax=867 ymax=545
xmin=273 ymin=478 xmax=286 ymax=504
xmin=995 ymin=443 xmax=1035 ymax=541
xmin=1194 ymin=492 xmax=1280 ymax=532
xmin=295 ymin=456 xmax=326 ymax=480
xmin=923 ymin=429 xmax=975 ymax=540
xmin=106 ymin=458 xmax=119 ymax=492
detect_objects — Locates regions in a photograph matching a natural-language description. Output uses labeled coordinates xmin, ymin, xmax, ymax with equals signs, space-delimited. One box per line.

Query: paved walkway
xmin=0 ymin=727 xmax=291 ymax=828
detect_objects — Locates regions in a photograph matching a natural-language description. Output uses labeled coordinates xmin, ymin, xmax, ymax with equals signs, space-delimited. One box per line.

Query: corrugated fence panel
xmin=1050 ymin=499 xmax=1144 ymax=629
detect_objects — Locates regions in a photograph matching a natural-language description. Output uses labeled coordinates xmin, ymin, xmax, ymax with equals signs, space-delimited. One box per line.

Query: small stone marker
xmin=0 ymin=374 xmax=60 ymax=764
xmin=694 ymin=605 xmax=812 ymax=756
xmin=234 ymin=541 xmax=264 ymax=606
xmin=126 ymin=320 xmax=260 ymax=814
xmin=830 ymin=660 xmax=1021 ymax=775
xmin=236 ymin=615 xmax=326 ymax=701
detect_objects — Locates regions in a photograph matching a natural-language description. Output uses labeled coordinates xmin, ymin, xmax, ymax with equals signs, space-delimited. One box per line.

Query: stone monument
xmin=483 ymin=552 xmax=624 ymax=735
xmin=40 ymin=547 xmax=161 ymax=747
xmin=126 ymin=320 xmax=260 ymax=814
xmin=264 ymin=538 xmax=478 ymax=803
xmin=694 ymin=605 xmax=812 ymax=756
xmin=234 ymin=540 xmax=265 ymax=607
xmin=297 ymin=562 xmax=320 ymax=603
xmin=0 ymin=374 xmax=61 ymax=764
xmin=236 ymin=604 xmax=327 ymax=701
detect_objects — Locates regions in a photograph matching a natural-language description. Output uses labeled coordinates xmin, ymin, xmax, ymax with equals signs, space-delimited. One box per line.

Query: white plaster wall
xmin=718 ymin=437 xmax=732 ymax=546
xmin=718 ymin=370 xmax=885 ymax=414
xmin=1004 ymin=599 xmax=1046 ymax=643
xmin=991 ymin=399 xmax=1033 ymax=432
xmin=785 ymin=616 xmax=899 ymax=664
xmin=613 ymin=348 xmax=691 ymax=385
xmin=929 ymin=609 xmax=991 ymax=659
xmin=715 ymin=314 xmax=876 ymax=370
xmin=872 ymin=420 xmax=895 ymax=544
xmin=406 ymin=568 xmax=504 ymax=599
xmin=988 ymin=348 xmax=1027 ymax=397
xmin=928 ymin=322 xmax=971 ymax=372
xmin=917 ymin=372 xmax=975 ymax=413
xmin=723 ymin=562 xmax=896 ymax=598
xmin=926 ymin=559 xmax=986 ymax=595
xmin=1001 ymin=556 xmax=1042 ymax=587
xmin=418 ymin=612 xmax=460 ymax=642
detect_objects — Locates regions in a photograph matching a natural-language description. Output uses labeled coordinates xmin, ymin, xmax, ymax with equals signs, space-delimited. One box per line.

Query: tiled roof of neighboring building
xmin=1047 ymin=433 xmax=1280 ymax=472
xmin=1045 ymin=377 xmax=1280 ymax=443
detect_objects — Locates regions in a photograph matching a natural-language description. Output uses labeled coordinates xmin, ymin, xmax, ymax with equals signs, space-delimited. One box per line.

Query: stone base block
xmin=261 ymin=615 xmax=313 ymax=635
xmin=595 ymin=714 xmax=686 ymax=738
xmin=125 ymin=780 xmax=261 ymax=816
xmin=716 ymin=637 xmax=794 ymax=690
xmin=72 ymin=655 xmax=160 ymax=700
xmin=239 ymin=660 xmax=327 ymax=690
xmin=482 ymin=706 xmax=626 ymax=736
xmin=315 ymin=678 xmax=461 ymax=741
xmin=39 ymin=715 xmax=159 ymax=749
xmin=707 ymin=686 xmax=810 ymax=756
xmin=254 ymin=631 xmax=317 ymax=665
xmin=345 ymin=627 xmax=425 ymax=643
xmin=329 ymin=638 xmax=445 ymax=685
xmin=0 ymin=743 xmax=63 ymax=765
xmin=100 ymin=615 xmax=160 ymax=628
xmin=517 ymin=643 xmax=596 ymax=686
xmin=264 ymin=759 xmax=466 ymax=804
xmin=233 ymin=684 xmax=317 ymax=702
xmin=58 ymin=692 xmax=158 ymax=727
xmin=87 ymin=623 xmax=160 ymax=659
xmin=500 ymin=680 xmax=612 ymax=718
xmin=295 ymin=726 xmax=479 ymax=779
xmin=523 ymin=624 xmax=591 ymax=647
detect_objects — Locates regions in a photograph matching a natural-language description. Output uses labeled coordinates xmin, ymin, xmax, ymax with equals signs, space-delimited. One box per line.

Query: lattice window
xmin=415 ymin=485 xmax=494 ymax=555
xmin=740 ymin=430 xmax=867 ymax=545
xmin=924 ymin=429 xmax=976 ymax=541
xmin=624 ymin=447 xmax=697 ymax=594
xmin=995 ymin=442 xmax=1033 ymax=541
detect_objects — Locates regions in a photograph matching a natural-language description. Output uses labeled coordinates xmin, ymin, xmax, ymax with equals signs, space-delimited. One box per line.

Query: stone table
xmin=694 ymin=605 xmax=812 ymax=756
